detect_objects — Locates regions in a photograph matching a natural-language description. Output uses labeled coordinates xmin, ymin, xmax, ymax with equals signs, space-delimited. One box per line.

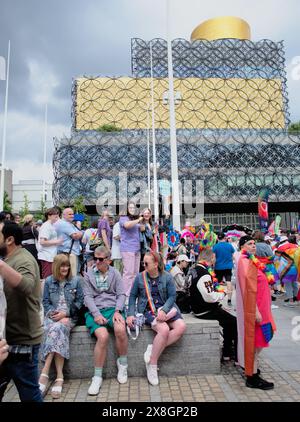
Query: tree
xmin=19 ymin=193 xmax=30 ymax=219
xmin=96 ymin=124 xmax=122 ymax=132
xmin=34 ymin=196 xmax=47 ymax=222
xmin=72 ymin=195 xmax=90 ymax=229
xmin=288 ymin=121 xmax=300 ymax=134
xmin=3 ymin=191 xmax=12 ymax=213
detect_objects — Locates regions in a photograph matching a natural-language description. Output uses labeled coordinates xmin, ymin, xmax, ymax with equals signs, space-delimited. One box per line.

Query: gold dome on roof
xmin=191 ymin=16 xmax=251 ymax=41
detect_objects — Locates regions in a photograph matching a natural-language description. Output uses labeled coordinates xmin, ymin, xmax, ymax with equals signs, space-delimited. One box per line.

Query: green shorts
xmin=85 ymin=307 xmax=126 ymax=336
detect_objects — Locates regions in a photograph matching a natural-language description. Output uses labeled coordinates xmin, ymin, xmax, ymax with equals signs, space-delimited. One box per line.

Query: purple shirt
xmin=119 ymin=216 xmax=141 ymax=253
xmin=98 ymin=218 xmax=112 ymax=247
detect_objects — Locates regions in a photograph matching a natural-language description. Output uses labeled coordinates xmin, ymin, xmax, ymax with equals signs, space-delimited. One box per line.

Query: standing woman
xmin=38 ymin=254 xmax=84 ymax=398
xmin=21 ymin=214 xmax=39 ymax=262
xmin=126 ymin=251 xmax=186 ymax=386
xmin=140 ymin=208 xmax=154 ymax=270
xmin=97 ymin=209 xmax=112 ymax=251
xmin=119 ymin=202 xmax=142 ymax=299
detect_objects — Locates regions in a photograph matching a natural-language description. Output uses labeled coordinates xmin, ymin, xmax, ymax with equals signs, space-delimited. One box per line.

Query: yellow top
xmin=191 ymin=16 xmax=251 ymax=41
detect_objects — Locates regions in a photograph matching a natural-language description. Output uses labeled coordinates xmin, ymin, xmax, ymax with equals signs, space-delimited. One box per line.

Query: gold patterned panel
xmin=191 ymin=16 xmax=251 ymax=41
xmin=75 ymin=77 xmax=285 ymax=130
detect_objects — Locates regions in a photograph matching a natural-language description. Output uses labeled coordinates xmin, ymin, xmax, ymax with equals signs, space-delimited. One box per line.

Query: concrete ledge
xmin=61 ymin=314 xmax=221 ymax=379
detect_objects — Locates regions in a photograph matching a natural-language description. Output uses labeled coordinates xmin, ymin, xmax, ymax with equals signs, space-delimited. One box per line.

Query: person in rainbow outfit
xmin=274 ymin=236 xmax=300 ymax=306
xmin=236 ymin=236 xmax=276 ymax=390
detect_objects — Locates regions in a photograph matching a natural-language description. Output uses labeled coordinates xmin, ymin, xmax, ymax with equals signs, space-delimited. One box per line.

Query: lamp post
xmin=42 ymin=103 xmax=48 ymax=203
xmin=166 ymin=0 xmax=181 ymax=231
xmin=149 ymin=40 xmax=159 ymax=224
xmin=0 ymin=40 xmax=10 ymax=211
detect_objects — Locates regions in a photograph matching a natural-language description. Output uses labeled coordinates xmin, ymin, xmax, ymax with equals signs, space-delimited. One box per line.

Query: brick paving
xmin=3 ymin=360 xmax=300 ymax=402
xmin=3 ymin=294 xmax=300 ymax=402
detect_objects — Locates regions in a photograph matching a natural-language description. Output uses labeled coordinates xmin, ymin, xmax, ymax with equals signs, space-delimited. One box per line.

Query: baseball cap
xmin=176 ymin=254 xmax=191 ymax=263
xmin=280 ymin=235 xmax=288 ymax=242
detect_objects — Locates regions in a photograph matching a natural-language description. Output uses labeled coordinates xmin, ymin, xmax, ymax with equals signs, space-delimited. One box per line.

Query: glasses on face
xmin=94 ymin=257 xmax=107 ymax=262
xmin=61 ymin=264 xmax=70 ymax=268
xmin=142 ymin=262 xmax=149 ymax=267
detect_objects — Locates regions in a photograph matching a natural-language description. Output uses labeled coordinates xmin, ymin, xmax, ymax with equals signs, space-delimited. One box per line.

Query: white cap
xmin=280 ymin=235 xmax=288 ymax=242
xmin=176 ymin=254 xmax=191 ymax=263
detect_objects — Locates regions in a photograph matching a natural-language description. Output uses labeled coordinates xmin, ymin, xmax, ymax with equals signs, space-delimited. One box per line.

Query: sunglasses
xmin=93 ymin=257 xmax=108 ymax=262
xmin=142 ymin=262 xmax=149 ymax=267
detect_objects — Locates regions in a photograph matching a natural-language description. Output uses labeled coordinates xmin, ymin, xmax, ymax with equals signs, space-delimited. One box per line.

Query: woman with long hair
xmin=126 ymin=251 xmax=186 ymax=386
xmin=38 ymin=254 xmax=84 ymax=398
xmin=21 ymin=214 xmax=39 ymax=262
xmin=97 ymin=209 xmax=112 ymax=251
xmin=139 ymin=208 xmax=154 ymax=271
xmin=119 ymin=202 xmax=143 ymax=299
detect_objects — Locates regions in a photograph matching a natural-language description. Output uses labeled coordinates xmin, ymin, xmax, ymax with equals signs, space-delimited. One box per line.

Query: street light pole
xmin=147 ymin=108 xmax=151 ymax=208
xmin=150 ymin=40 xmax=159 ymax=223
xmin=0 ymin=40 xmax=10 ymax=211
xmin=166 ymin=0 xmax=181 ymax=231
xmin=42 ymin=103 xmax=48 ymax=203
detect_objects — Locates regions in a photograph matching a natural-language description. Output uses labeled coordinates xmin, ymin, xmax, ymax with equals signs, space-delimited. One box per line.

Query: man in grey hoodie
xmin=83 ymin=246 xmax=128 ymax=395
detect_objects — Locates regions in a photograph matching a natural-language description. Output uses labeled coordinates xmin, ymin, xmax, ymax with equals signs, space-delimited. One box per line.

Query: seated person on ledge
xmin=83 ymin=246 xmax=128 ymax=396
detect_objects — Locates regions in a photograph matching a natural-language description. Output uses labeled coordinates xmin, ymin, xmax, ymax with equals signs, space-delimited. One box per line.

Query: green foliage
xmin=288 ymin=121 xmax=300 ymax=134
xmin=19 ymin=193 xmax=30 ymax=219
xmin=3 ymin=191 xmax=12 ymax=213
xmin=96 ymin=124 xmax=122 ymax=132
xmin=73 ymin=195 xmax=86 ymax=214
xmin=34 ymin=196 xmax=47 ymax=222
xmin=72 ymin=195 xmax=90 ymax=229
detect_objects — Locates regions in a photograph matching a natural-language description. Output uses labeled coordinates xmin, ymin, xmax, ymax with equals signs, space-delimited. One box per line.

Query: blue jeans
xmin=285 ymin=280 xmax=299 ymax=300
xmin=0 ymin=344 xmax=43 ymax=402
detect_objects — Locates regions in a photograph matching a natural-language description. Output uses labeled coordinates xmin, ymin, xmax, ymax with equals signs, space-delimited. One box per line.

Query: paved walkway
xmin=3 ymin=295 xmax=300 ymax=402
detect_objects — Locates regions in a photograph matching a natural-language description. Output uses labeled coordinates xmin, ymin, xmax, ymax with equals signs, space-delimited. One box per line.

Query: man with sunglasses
xmin=83 ymin=246 xmax=128 ymax=395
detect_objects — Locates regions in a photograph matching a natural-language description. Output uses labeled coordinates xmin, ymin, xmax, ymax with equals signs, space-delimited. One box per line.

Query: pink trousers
xmin=121 ymin=251 xmax=141 ymax=297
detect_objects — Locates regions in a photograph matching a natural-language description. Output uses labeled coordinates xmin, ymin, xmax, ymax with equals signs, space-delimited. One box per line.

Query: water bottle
xmin=0 ymin=275 xmax=6 ymax=339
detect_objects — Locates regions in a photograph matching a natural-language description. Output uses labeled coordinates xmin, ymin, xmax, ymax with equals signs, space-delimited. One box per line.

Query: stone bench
xmin=61 ymin=314 xmax=221 ymax=379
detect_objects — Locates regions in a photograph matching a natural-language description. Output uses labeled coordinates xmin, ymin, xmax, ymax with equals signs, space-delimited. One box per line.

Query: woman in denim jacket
xmin=126 ymin=251 xmax=186 ymax=386
xmin=39 ymin=254 xmax=83 ymax=398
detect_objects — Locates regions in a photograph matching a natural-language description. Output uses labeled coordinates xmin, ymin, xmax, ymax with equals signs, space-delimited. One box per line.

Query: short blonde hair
xmin=23 ymin=214 xmax=34 ymax=225
xmin=52 ymin=254 xmax=72 ymax=281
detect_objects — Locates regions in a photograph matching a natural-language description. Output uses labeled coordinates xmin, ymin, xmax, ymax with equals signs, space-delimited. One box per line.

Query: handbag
xmin=89 ymin=230 xmax=104 ymax=251
xmin=260 ymin=322 xmax=274 ymax=343
xmin=126 ymin=313 xmax=145 ymax=340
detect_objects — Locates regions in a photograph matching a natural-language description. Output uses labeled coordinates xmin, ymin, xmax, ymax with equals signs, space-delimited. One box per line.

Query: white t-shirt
xmin=82 ymin=228 xmax=97 ymax=254
xmin=111 ymin=222 xmax=122 ymax=260
xmin=38 ymin=220 xmax=58 ymax=262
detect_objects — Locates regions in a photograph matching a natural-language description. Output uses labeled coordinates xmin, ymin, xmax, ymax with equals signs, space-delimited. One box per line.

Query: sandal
xmin=38 ymin=373 xmax=49 ymax=395
xmin=51 ymin=378 xmax=64 ymax=399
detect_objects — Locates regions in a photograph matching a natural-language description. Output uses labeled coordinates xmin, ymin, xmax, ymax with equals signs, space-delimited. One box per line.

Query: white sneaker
xmin=144 ymin=344 xmax=153 ymax=365
xmin=117 ymin=359 xmax=128 ymax=384
xmin=88 ymin=376 xmax=102 ymax=395
xmin=146 ymin=363 xmax=159 ymax=386
xmin=271 ymin=304 xmax=279 ymax=309
xmin=283 ymin=301 xmax=296 ymax=307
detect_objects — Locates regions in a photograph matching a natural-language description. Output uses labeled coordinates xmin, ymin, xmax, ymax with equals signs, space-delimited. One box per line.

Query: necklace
xmin=198 ymin=261 xmax=225 ymax=293
xmin=242 ymin=250 xmax=276 ymax=285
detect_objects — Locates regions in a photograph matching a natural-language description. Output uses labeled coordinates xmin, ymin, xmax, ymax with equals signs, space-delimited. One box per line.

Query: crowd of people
xmin=0 ymin=205 xmax=299 ymax=401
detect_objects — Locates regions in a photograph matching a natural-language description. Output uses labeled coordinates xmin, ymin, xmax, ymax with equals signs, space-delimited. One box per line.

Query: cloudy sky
xmin=0 ymin=0 xmax=299 ymax=184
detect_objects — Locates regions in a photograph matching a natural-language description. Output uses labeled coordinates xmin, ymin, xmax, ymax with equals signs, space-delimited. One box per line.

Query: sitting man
xmin=188 ymin=248 xmax=237 ymax=362
xmin=170 ymin=254 xmax=191 ymax=313
xmin=83 ymin=246 xmax=128 ymax=395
